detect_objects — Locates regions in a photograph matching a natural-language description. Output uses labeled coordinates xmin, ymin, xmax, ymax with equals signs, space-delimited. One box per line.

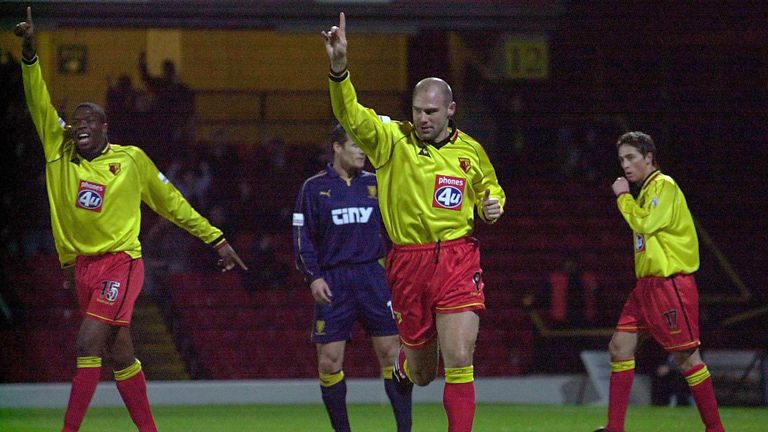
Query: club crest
xmin=109 ymin=163 xmax=121 ymax=175
xmin=458 ymin=157 xmax=471 ymax=173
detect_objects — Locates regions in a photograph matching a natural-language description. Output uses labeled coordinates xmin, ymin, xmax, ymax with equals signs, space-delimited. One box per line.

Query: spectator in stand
xmin=244 ymin=234 xmax=289 ymax=292
xmin=15 ymin=8 xmax=246 ymax=431
xmin=20 ymin=171 xmax=56 ymax=257
xmin=546 ymin=257 xmax=598 ymax=328
xmin=0 ymin=47 xmax=39 ymax=258
xmin=138 ymin=52 xmax=195 ymax=163
xmin=105 ymin=74 xmax=143 ymax=144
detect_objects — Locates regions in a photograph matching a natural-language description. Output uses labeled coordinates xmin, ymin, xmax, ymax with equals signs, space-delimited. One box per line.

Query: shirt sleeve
xmin=329 ymin=72 xmax=397 ymax=168
xmin=136 ymin=148 xmax=223 ymax=245
xmin=616 ymin=179 xmax=675 ymax=235
xmin=473 ymin=142 xmax=507 ymax=223
xmin=22 ymin=58 xmax=68 ymax=162
xmin=293 ymin=179 xmax=322 ymax=283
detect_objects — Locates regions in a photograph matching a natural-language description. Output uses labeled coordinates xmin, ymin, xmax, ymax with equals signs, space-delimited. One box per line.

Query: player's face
xmin=336 ymin=137 xmax=366 ymax=172
xmin=71 ymin=106 xmax=108 ymax=158
xmin=617 ymin=144 xmax=654 ymax=184
xmin=412 ymin=88 xmax=456 ymax=142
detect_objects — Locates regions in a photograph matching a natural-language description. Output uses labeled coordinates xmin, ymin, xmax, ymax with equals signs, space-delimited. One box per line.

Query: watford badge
xmin=458 ymin=157 xmax=471 ymax=173
xmin=109 ymin=163 xmax=121 ymax=176
xmin=315 ymin=320 xmax=326 ymax=335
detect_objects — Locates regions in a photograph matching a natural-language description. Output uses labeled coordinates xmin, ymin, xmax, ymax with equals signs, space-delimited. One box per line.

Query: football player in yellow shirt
xmin=323 ymin=13 xmax=505 ymax=432
xmin=16 ymin=8 xmax=246 ymax=432
xmin=595 ymin=132 xmax=724 ymax=432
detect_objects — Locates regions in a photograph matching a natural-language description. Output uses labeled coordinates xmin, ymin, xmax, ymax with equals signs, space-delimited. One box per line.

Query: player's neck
xmin=637 ymin=168 xmax=659 ymax=187
xmin=78 ymin=141 xmax=108 ymax=162
xmin=332 ymin=163 xmax=357 ymax=182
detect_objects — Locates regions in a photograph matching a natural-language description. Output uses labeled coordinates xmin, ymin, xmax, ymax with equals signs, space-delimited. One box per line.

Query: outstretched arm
xmin=14 ymin=6 xmax=36 ymax=61
xmin=321 ymin=12 xmax=348 ymax=74
xmin=215 ymin=242 xmax=248 ymax=272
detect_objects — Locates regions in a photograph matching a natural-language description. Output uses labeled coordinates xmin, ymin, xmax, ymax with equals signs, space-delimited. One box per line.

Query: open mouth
xmin=77 ymin=132 xmax=90 ymax=144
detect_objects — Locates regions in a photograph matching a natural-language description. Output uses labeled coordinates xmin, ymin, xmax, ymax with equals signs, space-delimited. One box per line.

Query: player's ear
xmin=645 ymin=151 xmax=654 ymax=166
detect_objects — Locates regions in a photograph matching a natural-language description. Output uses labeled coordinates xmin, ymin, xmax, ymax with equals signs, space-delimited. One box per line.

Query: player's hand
xmin=63 ymin=266 xmax=75 ymax=291
xmin=321 ymin=12 xmax=348 ymax=74
xmin=612 ymin=176 xmax=630 ymax=196
xmin=482 ymin=189 xmax=502 ymax=222
xmin=310 ymin=278 xmax=333 ymax=305
xmin=216 ymin=242 xmax=248 ymax=272
xmin=14 ymin=7 xmax=36 ymax=61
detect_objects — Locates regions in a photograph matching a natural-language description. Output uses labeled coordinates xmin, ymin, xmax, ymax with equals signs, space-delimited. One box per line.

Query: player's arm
xmin=323 ymin=12 xmax=394 ymax=166
xmin=16 ymin=6 xmax=69 ymax=160
xmin=292 ymin=180 xmax=323 ymax=283
xmin=616 ymin=179 xmax=675 ymax=234
xmin=474 ymin=145 xmax=506 ymax=223
xmin=292 ymin=181 xmax=333 ymax=304
xmin=137 ymin=149 xmax=246 ymax=271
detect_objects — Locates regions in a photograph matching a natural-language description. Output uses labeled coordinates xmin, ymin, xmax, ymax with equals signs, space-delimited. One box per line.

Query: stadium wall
xmin=0 ymin=29 xmax=407 ymax=110
xmin=0 ymin=375 xmax=650 ymax=408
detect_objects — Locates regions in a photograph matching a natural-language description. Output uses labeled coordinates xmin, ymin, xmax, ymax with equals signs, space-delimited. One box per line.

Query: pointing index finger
xmin=26 ymin=6 xmax=32 ymax=24
xmin=339 ymin=11 xmax=345 ymax=32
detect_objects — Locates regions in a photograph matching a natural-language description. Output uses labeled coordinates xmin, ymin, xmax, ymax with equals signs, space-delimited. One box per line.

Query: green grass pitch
xmin=1 ymin=403 xmax=764 ymax=431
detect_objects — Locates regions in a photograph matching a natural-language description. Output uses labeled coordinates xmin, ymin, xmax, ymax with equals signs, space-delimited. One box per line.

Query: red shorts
xmin=75 ymin=253 xmax=144 ymax=326
xmin=616 ymin=274 xmax=700 ymax=352
xmin=386 ymin=237 xmax=485 ymax=349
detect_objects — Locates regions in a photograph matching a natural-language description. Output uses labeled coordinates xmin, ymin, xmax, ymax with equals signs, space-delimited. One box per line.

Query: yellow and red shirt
xmin=329 ymin=72 xmax=505 ymax=245
xmin=617 ymin=170 xmax=699 ymax=278
xmin=23 ymin=58 xmax=223 ymax=267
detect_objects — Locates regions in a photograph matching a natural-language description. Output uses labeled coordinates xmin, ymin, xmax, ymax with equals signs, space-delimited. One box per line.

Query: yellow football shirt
xmin=23 ymin=58 xmax=223 ymax=267
xmin=329 ymin=72 xmax=506 ymax=245
xmin=617 ymin=170 xmax=699 ymax=278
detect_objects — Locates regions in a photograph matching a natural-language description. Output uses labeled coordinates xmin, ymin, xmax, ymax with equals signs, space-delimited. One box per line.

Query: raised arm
xmin=17 ymin=6 xmax=72 ymax=160
xmin=14 ymin=7 xmax=35 ymax=61
xmin=321 ymin=12 xmax=348 ymax=74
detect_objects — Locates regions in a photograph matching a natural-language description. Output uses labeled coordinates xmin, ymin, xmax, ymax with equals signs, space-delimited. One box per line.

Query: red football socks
xmin=684 ymin=364 xmax=725 ymax=432
xmin=115 ymin=360 xmax=157 ymax=432
xmin=62 ymin=357 xmax=102 ymax=432
xmin=444 ymin=366 xmax=475 ymax=432
xmin=606 ymin=358 xmax=636 ymax=432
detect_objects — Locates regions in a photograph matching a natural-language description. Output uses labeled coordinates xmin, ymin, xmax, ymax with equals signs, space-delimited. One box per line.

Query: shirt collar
xmin=639 ymin=169 xmax=661 ymax=191
xmin=325 ymin=163 xmax=362 ymax=180
xmin=421 ymin=119 xmax=459 ymax=150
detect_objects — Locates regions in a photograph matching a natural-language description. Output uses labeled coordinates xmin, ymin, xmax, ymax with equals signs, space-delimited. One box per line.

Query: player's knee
xmin=75 ymin=333 xmax=103 ymax=357
xmin=443 ymin=346 xmax=474 ymax=369
xmin=607 ymin=337 xmax=630 ymax=359
xmin=409 ymin=366 xmax=438 ymax=386
xmin=406 ymin=362 xmax=437 ymax=387
xmin=670 ymin=349 xmax=700 ymax=371
xmin=108 ymin=349 xmax=135 ymax=370
xmin=455 ymin=349 xmax=475 ymax=367
xmin=381 ymin=344 xmax=400 ymax=365
xmin=317 ymin=356 xmax=343 ymax=374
